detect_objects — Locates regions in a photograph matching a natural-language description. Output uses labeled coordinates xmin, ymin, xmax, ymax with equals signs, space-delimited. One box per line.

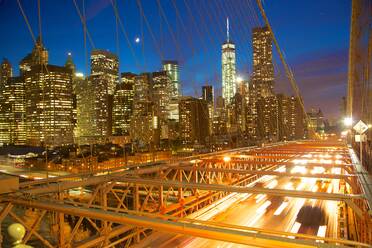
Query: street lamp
xmin=223 ymin=156 xmax=231 ymax=162
xmin=236 ymin=76 xmax=243 ymax=83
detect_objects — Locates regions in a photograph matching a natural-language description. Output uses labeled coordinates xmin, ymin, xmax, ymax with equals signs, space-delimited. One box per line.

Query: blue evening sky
xmin=0 ymin=0 xmax=351 ymax=119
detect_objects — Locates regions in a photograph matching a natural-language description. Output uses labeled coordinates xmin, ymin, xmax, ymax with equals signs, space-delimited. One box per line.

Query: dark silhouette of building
xmin=179 ymin=97 xmax=209 ymax=146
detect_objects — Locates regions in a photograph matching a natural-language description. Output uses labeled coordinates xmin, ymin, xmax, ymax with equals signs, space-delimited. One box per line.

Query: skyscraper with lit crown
xmin=222 ymin=18 xmax=236 ymax=105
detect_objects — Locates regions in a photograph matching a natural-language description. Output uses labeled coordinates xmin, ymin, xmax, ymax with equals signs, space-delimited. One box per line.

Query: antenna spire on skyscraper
xmin=227 ymin=17 xmax=230 ymax=42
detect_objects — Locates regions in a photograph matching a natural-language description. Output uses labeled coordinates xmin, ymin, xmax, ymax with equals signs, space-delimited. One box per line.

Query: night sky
xmin=0 ymin=0 xmax=350 ymax=120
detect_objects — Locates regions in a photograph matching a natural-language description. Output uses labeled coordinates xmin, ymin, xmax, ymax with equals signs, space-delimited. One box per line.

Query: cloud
xmin=276 ymin=48 xmax=348 ymax=119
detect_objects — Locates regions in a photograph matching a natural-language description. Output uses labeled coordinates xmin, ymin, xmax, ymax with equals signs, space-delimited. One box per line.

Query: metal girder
xmin=176 ymin=166 xmax=355 ymax=179
xmin=194 ymin=158 xmax=352 ymax=168
xmin=173 ymin=166 xmax=358 ymax=191
xmin=1 ymin=197 xmax=363 ymax=248
xmin=117 ymin=177 xmax=364 ymax=201
xmin=348 ymin=147 xmax=372 ymax=216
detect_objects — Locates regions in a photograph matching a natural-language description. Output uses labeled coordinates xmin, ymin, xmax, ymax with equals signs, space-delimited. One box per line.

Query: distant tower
xmin=162 ymin=60 xmax=180 ymax=98
xmin=19 ymin=36 xmax=49 ymax=75
xmin=65 ymin=52 xmax=76 ymax=74
xmin=252 ymin=26 xmax=274 ymax=97
xmin=202 ymin=85 xmax=214 ymax=135
xmin=90 ymin=49 xmax=119 ymax=95
xmin=0 ymin=59 xmax=12 ymax=84
xmin=202 ymin=85 xmax=214 ymax=104
xmin=222 ymin=18 xmax=236 ymax=105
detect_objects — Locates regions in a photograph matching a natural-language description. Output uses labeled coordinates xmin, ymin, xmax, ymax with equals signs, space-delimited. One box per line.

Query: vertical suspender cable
xmin=16 ymin=0 xmax=37 ymax=44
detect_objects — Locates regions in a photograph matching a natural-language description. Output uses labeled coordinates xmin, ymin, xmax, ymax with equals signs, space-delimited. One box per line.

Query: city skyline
xmin=0 ymin=0 xmax=350 ymax=119
xmin=0 ymin=1 xmax=371 ymax=247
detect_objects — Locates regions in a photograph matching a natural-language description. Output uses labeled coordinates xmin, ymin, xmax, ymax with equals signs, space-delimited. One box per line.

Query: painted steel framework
xmin=0 ymin=141 xmax=371 ymax=247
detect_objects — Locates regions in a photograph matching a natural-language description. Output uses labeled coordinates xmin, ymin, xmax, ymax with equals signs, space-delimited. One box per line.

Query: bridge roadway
xmin=135 ymin=168 xmax=340 ymax=247
xmin=0 ymin=140 xmax=371 ymax=247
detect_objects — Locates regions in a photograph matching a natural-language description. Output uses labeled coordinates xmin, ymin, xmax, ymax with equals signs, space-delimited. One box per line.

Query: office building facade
xmin=24 ymin=64 xmax=74 ymax=147
xmin=179 ymin=97 xmax=209 ymax=145
xmin=222 ymin=20 xmax=236 ymax=105
xmin=162 ymin=60 xmax=180 ymax=98
xmin=112 ymin=72 xmax=135 ymax=136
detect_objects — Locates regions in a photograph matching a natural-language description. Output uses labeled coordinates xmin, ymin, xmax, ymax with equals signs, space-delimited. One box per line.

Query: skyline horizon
xmin=0 ymin=0 xmax=350 ymax=120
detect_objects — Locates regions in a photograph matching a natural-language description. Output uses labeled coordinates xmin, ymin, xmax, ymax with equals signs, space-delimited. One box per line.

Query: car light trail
xmin=256 ymin=200 xmax=272 ymax=214
xmin=296 ymin=182 xmax=305 ymax=190
xmin=291 ymin=166 xmax=307 ymax=174
xmin=288 ymin=222 xmax=302 ymax=238
xmin=274 ymin=201 xmax=289 ymax=216
xmin=284 ymin=182 xmax=293 ymax=190
xmin=247 ymin=200 xmax=271 ymax=227
xmin=266 ymin=179 xmax=278 ymax=189
xmin=316 ymin=225 xmax=327 ymax=242
xmin=311 ymin=166 xmax=325 ymax=174
xmin=255 ymin=194 xmax=266 ymax=203
xmin=311 ymin=185 xmax=318 ymax=192
xmin=275 ymin=166 xmax=286 ymax=172
xmin=327 ymin=184 xmax=333 ymax=193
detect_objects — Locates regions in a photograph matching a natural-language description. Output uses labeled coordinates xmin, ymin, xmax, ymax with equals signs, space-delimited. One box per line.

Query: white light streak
xmin=274 ymin=201 xmax=288 ymax=216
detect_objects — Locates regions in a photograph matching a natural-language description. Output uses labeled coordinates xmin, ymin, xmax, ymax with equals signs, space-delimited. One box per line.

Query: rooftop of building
xmin=121 ymin=72 xmax=137 ymax=78
xmin=252 ymin=26 xmax=269 ymax=33
xmin=162 ymin=60 xmax=178 ymax=65
xmin=91 ymin=49 xmax=118 ymax=59
xmin=25 ymin=64 xmax=73 ymax=75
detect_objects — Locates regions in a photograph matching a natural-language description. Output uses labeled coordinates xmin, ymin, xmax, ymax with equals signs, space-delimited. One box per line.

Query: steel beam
xmin=1 ymin=198 xmax=358 ymax=248
xmin=177 ymin=166 xmax=355 ymax=179
xmin=121 ymin=177 xmax=361 ymax=199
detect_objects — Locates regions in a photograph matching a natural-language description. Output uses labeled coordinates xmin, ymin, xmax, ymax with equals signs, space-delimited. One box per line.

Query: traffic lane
xmin=258 ymin=177 xmax=318 ymax=232
xmin=162 ymin=176 xmax=294 ymax=247
xmin=135 ymin=176 xmax=327 ymax=247
xmin=133 ymin=175 xmax=283 ymax=248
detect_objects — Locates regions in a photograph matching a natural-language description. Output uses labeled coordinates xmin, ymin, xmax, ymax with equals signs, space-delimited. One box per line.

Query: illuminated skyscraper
xmin=130 ymin=71 xmax=173 ymax=149
xmin=222 ymin=18 xmax=236 ymax=105
xmin=91 ymin=50 xmax=119 ymax=95
xmin=76 ymin=75 xmax=95 ymax=144
xmin=256 ymin=95 xmax=278 ymax=141
xmin=213 ymin=96 xmax=227 ymax=135
xmin=131 ymin=73 xmax=155 ymax=150
xmin=246 ymin=27 xmax=275 ymax=140
xmin=0 ymin=59 xmax=13 ymax=145
xmin=179 ymin=97 xmax=209 ymax=146
xmin=202 ymin=85 xmax=214 ymax=104
xmin=87 ymin=73 xmax=111 ymax=142
xmin=202 ymin=85 xmax=214 ymax=134
xmin=112 ymin=72 xmax=135 ymax=136
xmin=162 ymin=60 xmax=180 ymax=98
xmin=19 ymin=37 xmax=49 ymax=75
xmin=0 ymin=59 xmax=26 ymax=145
xmin=65 ymin=53 xmax=79 ymax=138
xmin=277 ymin=94 xmax=305 ymax=140
xmin=8 ymin=77 xmax=26 ymax=145
xmin=25 ymin=64 xmax=74 ymax=147
xmin=0 ymin=59 xmax=12 ymax=84
xmin=152 ymin=71 xmax=171 ymax=140
xmin=252 ymin=26 xmax=274 ymax=97
xmin=85 ymin=50 xmax=119 ymax=141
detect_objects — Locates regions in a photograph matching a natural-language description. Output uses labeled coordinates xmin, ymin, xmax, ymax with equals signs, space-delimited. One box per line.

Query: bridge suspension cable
xmin=255 ymin=0 xmax=313 ymax=136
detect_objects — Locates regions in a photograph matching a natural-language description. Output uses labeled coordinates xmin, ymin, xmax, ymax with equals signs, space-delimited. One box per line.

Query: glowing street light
xmin=343 ymin=117 xmax=353 ymax=127
xmin=223 ymin=156 xmax=231 ymax=162
xmin=236 ymin=76 xmax=243 ymax=83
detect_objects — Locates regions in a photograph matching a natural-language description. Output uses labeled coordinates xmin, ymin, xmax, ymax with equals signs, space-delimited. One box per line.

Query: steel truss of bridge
xmin=0 ymin=141 xmax=371 ymax=247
